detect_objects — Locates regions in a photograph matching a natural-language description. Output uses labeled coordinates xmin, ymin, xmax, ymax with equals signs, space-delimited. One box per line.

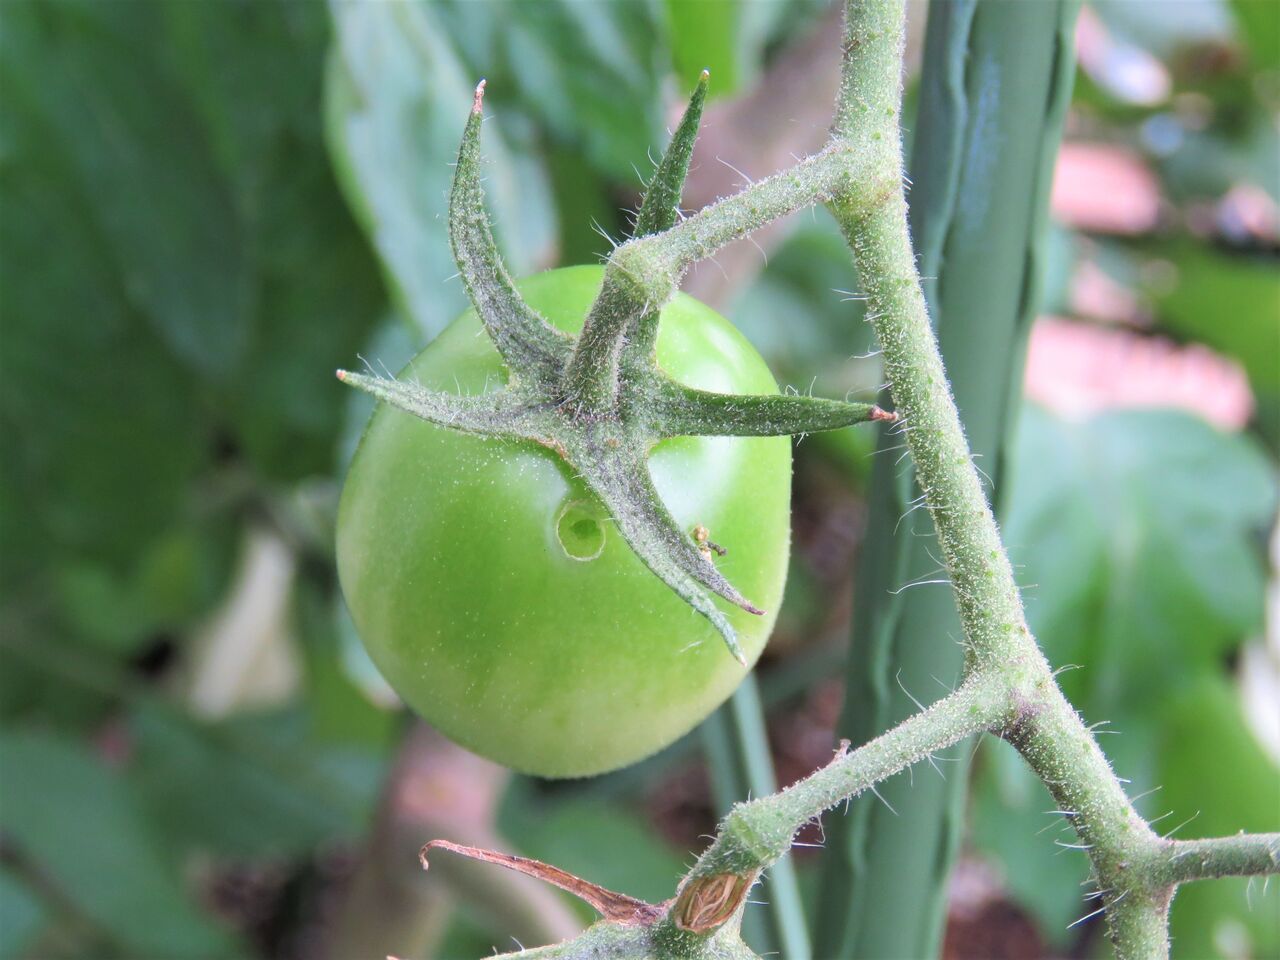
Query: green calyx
xmin=338 ymin=78 xmax=893 ymax=661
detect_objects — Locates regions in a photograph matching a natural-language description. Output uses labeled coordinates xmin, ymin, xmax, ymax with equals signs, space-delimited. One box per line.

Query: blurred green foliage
xmin=977 ymin=407 xmax=1278 ymax=951
xmin=1 ymin=1 xmax=391 ymax=956
xmin=1 ymin=1 xmax=1276 ymax=958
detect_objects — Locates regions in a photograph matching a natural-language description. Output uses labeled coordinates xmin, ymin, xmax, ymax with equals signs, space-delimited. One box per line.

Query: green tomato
xmin=336 ymin=266 xmax=790 ymax=777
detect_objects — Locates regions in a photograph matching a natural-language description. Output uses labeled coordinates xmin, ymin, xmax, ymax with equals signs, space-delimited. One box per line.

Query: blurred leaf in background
xmin=0 ymin=730 xmax=238 ymax=958
xmin=325 ymin=1 xmax=557 ymax=342
xmin=973 ymin=405 xmax=1279 ymax=954
xmin=1 ymin=0 xmax=384 ymax=602
xmin=1 ymin=0 xmax=393 ymax=953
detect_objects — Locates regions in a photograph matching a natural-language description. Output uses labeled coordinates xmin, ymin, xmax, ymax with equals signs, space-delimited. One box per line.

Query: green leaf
xmin=663 ymin=0 xmax=829 ymax=105
xmin=129 ymin=704 xmax=386 ymax=858
xmin=325 ymin=0 xmax=554 ymax=340
xmin=149 ymin=0 xmax=389 ymax=479
xmin=0 ymin=731 xmax=234 ymax=957
xmin=1004 ymin=406 xmax=1274 ymax=715
xmin=0 ymin=1 xmax=250 ymax=380
xmin=0 ymin=130 xmax=206 ymax=573
xmin=494 ymin=1 xmax=667 ymax=182
xmin=1157 ymin=677 xmax=1280 ymax=958
xmin=153 ymin=2 xmax=325 ymax=188
xmin=0 ymin=0 xmax=386 ymax=589
xmin=1230 ymin=0 xmax=1280 ymax=69
xmin=48 ymin=524 xmax=233 ymax=656
xmin=664 ymin=1 xmax=741 ymax=99
xmin=0 ymin=870 xmax=45 ymax=960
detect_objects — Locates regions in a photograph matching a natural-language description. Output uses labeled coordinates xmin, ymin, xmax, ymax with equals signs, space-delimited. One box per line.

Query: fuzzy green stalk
xmin=823 ymin=3 xmax=1239 ymax=956
xmin=561 ymin=143 xmax=882 ymax=415
xmin=815 ymin=3 xmax=1081 ymax=954
xmin=701 ymin=677 xmax=811 ymax=959
xmin=610 ymin=0 xmax=1278 ymax=955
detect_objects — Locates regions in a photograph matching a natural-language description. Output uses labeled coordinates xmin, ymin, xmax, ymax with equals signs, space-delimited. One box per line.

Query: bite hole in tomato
xmin=555 ymin=499 xmax=607 ymax=561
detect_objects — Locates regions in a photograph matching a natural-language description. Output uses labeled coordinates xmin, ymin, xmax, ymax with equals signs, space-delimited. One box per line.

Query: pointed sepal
xmin=343 ymin=75 xmax=895 ymax=664
xmin=633 ymin=70 xmax=709 ymax=238
xmin=422 ymin=840 xmax=663 ymax=925
xmin=575 ymin=444 xmax=760 ymax=663
xmin=449 ymin=81 xmax=570 ymax=383
xmin=336 ymin=369 xmax=535 ymax=437
xmin=649 ymin=379 xmax=895 ymax=437
xmin=625 ymin=72 xmax=710 ymax=365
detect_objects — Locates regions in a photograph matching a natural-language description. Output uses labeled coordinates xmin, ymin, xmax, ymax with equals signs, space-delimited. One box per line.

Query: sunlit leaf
xmin=325 ymin=0 xmax=554 ymax=340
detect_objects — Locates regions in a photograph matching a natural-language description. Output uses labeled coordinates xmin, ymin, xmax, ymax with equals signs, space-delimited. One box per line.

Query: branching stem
xmin=562 ymin=144 xmax=882 ymax=414
xmin=396 ymin=2 xmax=1279 ymax=957
xmin=685 ymin=674 xmax=1011 ymax=886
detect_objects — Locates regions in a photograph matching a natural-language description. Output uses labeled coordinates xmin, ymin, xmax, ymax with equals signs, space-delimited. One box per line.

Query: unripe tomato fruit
xmin=336 ymin=266 xmax=790 ymax=777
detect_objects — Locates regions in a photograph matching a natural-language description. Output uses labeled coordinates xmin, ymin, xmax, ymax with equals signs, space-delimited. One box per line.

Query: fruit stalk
xmin=816 ymin=3 xmax=1081 ymax=953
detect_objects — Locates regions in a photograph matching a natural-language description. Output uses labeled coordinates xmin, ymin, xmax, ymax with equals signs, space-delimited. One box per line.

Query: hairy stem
xmin=838 ymin=198 xmax=1034 ymax=672
xmin=1158 ymin=833 xmax=1280 ymax=885
xmin=816 ymin=3 xmax=1081 ymax=953
xmin=823 ymin=2 xmax=1271 ymax=956
xmin=680 ymin=675 xmax=1010 ymax=884
xmin=834 ymin=151 xmax=1165 ymax=908
xmin=561 ymin=145 xmax=881 ymax=414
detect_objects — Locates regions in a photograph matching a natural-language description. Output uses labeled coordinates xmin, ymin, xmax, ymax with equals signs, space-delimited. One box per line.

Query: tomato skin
xmin=337 ymin=266 xmax=790 ymax=777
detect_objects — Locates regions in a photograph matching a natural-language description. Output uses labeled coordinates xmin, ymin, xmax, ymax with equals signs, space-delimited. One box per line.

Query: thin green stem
xmin=834 ymin=156 xmax=1167 ymax=908
xmin=815 ymin=0 xmax=1082 ymax=950
xmin=1006 ymin=687 xmax=1159 ymax=866
xmin=642 ymin=145 xmax=881 ymax=282
xmin=835 ymin=193 xmax=1035 ymax=674
xmin=726 ymin=679 xmax=811 ymax=960
xmin=702 ymin=677 xmax=810 ymax=960
xmin=1157 ymin=833 xmax=1280 ymax=885
xmin=823 ymin=3 xmax=1171 ymax=954
xmin=561 ymin=145 xmax=880 ymax=415
xmin=682 ymin=675 xmax=1009 ymax=885
xmin=823 ymin=3 xmax=1262 ymax=958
